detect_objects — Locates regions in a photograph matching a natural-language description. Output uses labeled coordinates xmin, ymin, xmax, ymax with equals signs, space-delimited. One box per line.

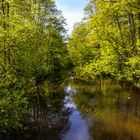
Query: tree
xmin=68 ymin=0 xmax=140 ymax=83
xmin=0 ymin=0 xmax=67 ymax=130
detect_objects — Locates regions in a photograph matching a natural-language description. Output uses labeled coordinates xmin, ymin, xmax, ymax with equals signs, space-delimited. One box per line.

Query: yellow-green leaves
xmin=68 ymin=0 xmax=140 ymax=83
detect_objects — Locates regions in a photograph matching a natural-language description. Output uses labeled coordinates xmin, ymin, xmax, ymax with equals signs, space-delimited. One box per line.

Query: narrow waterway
xmin=62 ymin=85 xmax=91 ymax=140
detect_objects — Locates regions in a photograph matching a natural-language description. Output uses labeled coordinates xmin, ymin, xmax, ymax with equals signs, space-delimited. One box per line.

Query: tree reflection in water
xmin=0 ymin=85 xmax=73 ymax=140
xmin=72 ymin=81 xmax=140 ymax=140
xmin=1 ymin=81 xmax=140 ymax=140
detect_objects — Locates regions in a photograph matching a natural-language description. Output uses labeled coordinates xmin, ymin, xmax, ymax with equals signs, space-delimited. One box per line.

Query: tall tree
xmin=68 ymin=0 xmax=140 ymax=83
xmin=0 ymin=0 xmax=67 ymax=130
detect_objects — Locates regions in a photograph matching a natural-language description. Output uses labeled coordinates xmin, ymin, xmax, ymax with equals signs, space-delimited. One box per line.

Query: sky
xmin=55 ymin=0 xmax=89 ymax=34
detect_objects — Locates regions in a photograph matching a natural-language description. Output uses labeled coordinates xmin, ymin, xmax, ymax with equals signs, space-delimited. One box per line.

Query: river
xmin=1 ymin=81 xmax=140 ymax=140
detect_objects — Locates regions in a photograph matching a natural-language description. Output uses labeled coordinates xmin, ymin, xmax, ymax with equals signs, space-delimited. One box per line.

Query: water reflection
xmin=62 ymin=111 xmax=91 ymax=140
xmin=72 ymin=82 xmax=140 ymax=140
xmin=62 ymin=84 xmax=91 ymax=140
xmin=64 ymin=85 xmax=76 ymax=95
xmin=1 ymin=81 xmax=140 ymax=140
xmin=64 ymin=85 xmax=72 ymax=95
xmin=0 ymin=85 xmax=72 ymax=140
xmin=26 ymin=86 xmax=73 ymax=140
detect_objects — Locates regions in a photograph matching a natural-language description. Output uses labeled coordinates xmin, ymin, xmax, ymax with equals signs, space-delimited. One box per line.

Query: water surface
xmin=1 ymin=81 xmax=140 ymax=140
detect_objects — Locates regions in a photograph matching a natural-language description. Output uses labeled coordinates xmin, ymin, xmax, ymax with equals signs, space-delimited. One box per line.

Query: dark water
xmin=69 ymin=82 xmax=140 ymax=140
xmin=1 ymin=81 xmax=140 ymax=140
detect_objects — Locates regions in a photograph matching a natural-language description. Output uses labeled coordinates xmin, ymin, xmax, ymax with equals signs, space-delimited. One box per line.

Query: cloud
xmin=62 ymin=11 xmax=84 ymax=34
xmin=55 ymin=0 xmax=88 ymax=34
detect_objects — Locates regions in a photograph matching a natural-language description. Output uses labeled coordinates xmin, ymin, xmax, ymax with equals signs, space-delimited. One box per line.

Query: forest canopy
xmin=68 ymin=0 xmax=140 ymax=83
xmin=0 ymin=0 xmax=68 ymax=130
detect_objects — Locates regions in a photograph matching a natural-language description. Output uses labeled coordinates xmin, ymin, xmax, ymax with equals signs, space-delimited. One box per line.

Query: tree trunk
xmin=138 ymin=0 xmax=140 ymax=40
xmin=128 ymin=13 xmax=136 ymax=54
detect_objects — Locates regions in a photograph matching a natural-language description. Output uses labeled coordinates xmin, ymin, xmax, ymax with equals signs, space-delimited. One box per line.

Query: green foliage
xmin=68 ymin=0 xmax=140 ymax=84
xmin=0 ymin=0 xmax=67 ymax=130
